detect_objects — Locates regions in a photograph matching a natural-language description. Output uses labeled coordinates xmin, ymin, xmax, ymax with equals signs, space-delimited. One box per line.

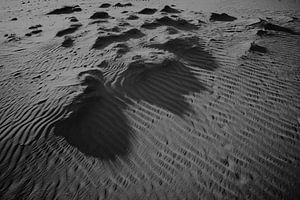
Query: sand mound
xmin=90 ymin=11 xmax=111 ymax=19
xmin=127 ymin=15 xmax=139 ymax=20
xmin=256 ymin=29 xmax=274 ymax=37
xmin=56 ymin=23 xmax=82 ymax=37
xmin=54 ymin=69 xmax=132 ymax=160
xmin=47 ymin=5 xmax=82 ymax=15
xmin=141 ymin=16 xmax=198 ymax=30
xmin=61 ymin=36 xmax=74 ymax=47
xmin=249 ymin=42 xmax=268 ymax=53
xmin=148 ymin=36 xmax=218 ymax=71
xmin=138 ymin=8 xmax=157 ymax=15
xmin=210 ymin=12 xmax=237 ymax=21
xmin=99 ymin=3 xmax=111 ymax=8
xmin=92 ymin=28 xmax=145 ymax=49
xmin=250 ymin=19 xmax=298 ymax=34
xmin=68 ymin=16 xmax=79 ymax=22
xmin=25 ymin=29 xmax=43 ymax=37
xmin=161 ymin=5 xmax=181 ymax=13
xmin=28 ymin=24 xmax=42 ymax=29
xmin=114 ymin=3 xmax=133 ymax=7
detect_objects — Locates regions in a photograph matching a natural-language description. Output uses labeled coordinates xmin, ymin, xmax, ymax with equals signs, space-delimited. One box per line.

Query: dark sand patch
xmin=161 ymin=5 xmax=181 ymax=13
xmin=92 ymin=28 xmax=144 ymax=49
xmin=54 ymin=69 xmax=132 ymax=160
xmin=56 ymin=23 xmax=82 ymax=37
xmin=141 ymin=16 xmax=198 ymax=30
xmin=99 ymin=3 xmax=111 ymax=8
xmin=210 ymin=13 xmax=237 ymax=21
xmin=61 ymin=36 xmax=74 ymax=47
xmin=47 ymin=5 xmax=82 ymax=15
xmin=114 ymin=3 xmax=133 ymax=7
xmin=249 ymin=42 xmax=268 ymax=53
xmin=250 ymin=19 xmax=298 ymax=35
xmin=68 ymin=16 xmax=79 ymax=22
xmin=90 ymin=11 xmax=111 ymax=19
xmin=138 ymin=8 xmax=157 ymax=15
xmin=127 ymin=15 xmax=139 ymax=20
xmin=28 ymin=24 xmax=42 ymax=29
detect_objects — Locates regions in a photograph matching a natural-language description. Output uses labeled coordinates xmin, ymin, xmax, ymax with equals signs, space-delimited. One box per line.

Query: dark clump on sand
xmin=7 ymin=33 xmax=20 ymax=41
xmin=25 ymin=29 xmax=42 ymax=36
xmin=69 ymin=16 xmax=79 ymax=22
xmin=141 ymin=16 xmax=198 ymax=30
xmin=47 ymin=5 xmax=82 ymax=15
xmin=210 ymin=13 xmax=237 ymax=21
xmin=156 ymin=16 xmax=198 ymax=30
xmin=114 ymin=3 xmax=133 ymax=7
xmin=29 ymin=24 xmax=42 ymax=29
xmin=99 ymin=3 xmax=111 ymax=8
xmin=250 ymin=19 xmax=298 ymax=34
xmin=249 ymin=42 xmax=268 ymax=53
xmin=92 ymin=28 xmax=144 ymax=49
xmin=90 ymin=12 xmax=111 ymax=19
xmin=62 ymin=36 xmax=74 ymax=47
xmin=89 ymin=20 xmax=108 ymax=25
xmin=56 ymin=23 xmax=82 ymax=37
xmin=263 ymin=21 xmax=297 ymax=34
xmin=256 ymin=30 xmax=274 ymax=37
xmin=161 ymin=5 xmax=181 ymax=13
xmin=11 ymin=18 xmax=18 ymax=21
xmin=31 ymin=29 xmax=42 ymax=34
xmin=138 ymin=8 xmax=157 ymax=15
xmin=127 ymin=15 xmax=139 ymax=20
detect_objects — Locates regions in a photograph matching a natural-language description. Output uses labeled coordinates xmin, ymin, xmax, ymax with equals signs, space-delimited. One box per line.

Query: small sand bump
xmin=31 ymin=29 xmax=42 ymax=35
xmin=28 ymin=24 xmax=42 ymax=29
xmin=127 ymin=15 xmax=139 ymax=20
xmin=92 ymin=28 xmax=144 ymax=49
xmin=56 ymin=23 xmax=82 ymax=37
xmin=61 ymin=36 xmax=74 ymax=47
xmin=138 ymin=8 xmax=157 ymax=15
xmin=210 ymin=12 xmax=237 ymax=21
xmin=90 ymin=11 xmax=111 ymax=19
xmin=249 ymin=42 xmax=268 ymax=53
xmin=114 ymin=3 xmax=133 ymax=7
xmin=161 ymin=5 xmax=181 ymax=13
xmin=47 ymin=5 xmax=82 ymax=15
xmin=141 ymin=16 xmax=198 ymax=30
xmin=68 ymin=16 xmax=79 ymax=22
xmin=250 ymin=19 xmax=298 ymax=34
xmin=99 ymin=3 xmax=111 ymax=8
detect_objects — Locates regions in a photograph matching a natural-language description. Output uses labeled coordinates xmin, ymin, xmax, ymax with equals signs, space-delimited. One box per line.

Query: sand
xmin=0 ymin=0 xmax=300 ymax=199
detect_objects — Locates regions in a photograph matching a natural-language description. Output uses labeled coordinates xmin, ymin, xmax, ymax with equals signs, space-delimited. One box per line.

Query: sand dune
xmin=0 ymin=0 xmax=299 ymax=199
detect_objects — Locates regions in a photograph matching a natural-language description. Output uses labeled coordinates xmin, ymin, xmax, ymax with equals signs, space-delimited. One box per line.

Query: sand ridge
xmin=0 ymin=0 xmax=300 ymax=199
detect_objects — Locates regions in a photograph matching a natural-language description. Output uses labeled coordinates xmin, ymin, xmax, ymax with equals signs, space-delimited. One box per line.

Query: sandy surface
xmin=0 ymin=0 xmax=300 ymax=199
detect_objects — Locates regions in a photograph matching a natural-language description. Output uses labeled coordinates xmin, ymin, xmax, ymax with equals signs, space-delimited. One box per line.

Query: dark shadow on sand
xmin=116 ymin=59 xmax=207 ymax=117
xmin=54 ymin=37 xmax=219 ymax=160
xmin=54 ymin=70 xmax=132 ymax=160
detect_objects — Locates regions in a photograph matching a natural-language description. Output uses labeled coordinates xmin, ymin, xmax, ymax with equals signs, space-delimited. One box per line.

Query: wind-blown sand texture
xmin=0 ymin=0 xmax=300 ymax=199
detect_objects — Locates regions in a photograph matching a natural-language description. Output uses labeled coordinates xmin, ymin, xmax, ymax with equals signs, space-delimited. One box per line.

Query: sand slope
xmin=0 ymin=0 xmax=300 ymax=199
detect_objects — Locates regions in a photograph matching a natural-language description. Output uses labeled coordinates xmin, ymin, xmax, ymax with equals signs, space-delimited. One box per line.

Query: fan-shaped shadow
xmin=54 ymin=70 xmax=132 ymax=160
xmin=117 ymin=59 xmax=207 ymax=117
